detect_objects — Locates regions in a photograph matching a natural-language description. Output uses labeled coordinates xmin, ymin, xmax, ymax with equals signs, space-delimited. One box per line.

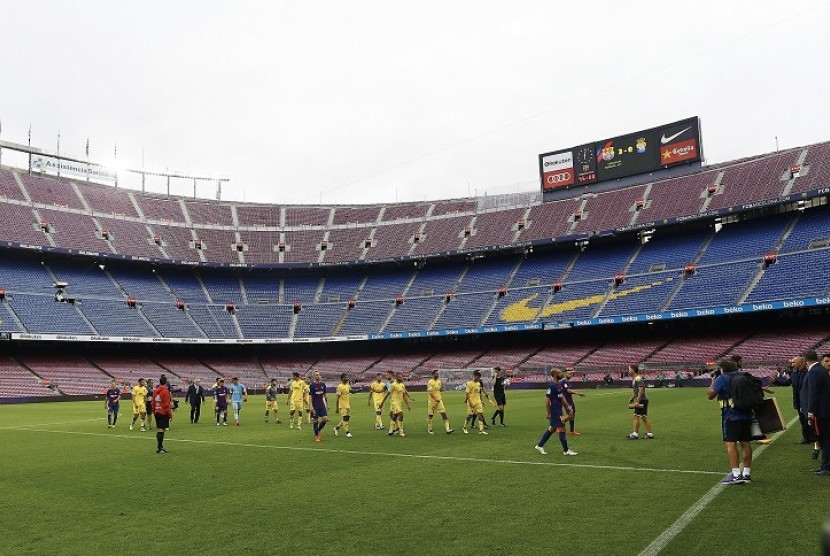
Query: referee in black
xmin=490 ymin=367 xmax=508 ymax=427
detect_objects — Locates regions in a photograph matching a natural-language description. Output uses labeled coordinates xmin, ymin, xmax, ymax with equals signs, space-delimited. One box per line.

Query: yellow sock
xmin=445 ymin=420 xmax=451 ymax=432
xmin=398 ymin=423 xmax=405 ymax=434
xmin=477 ymin=418 xmax=484 ymax=431
xmin=344 ymin=421 xmax=349 ymax=433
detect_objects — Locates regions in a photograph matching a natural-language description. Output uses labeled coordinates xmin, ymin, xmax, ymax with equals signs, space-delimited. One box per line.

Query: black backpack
xmin=731 ymin=372 xmax=764 ymax=411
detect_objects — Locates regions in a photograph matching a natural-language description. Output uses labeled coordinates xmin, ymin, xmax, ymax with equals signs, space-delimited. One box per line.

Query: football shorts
xmin=428 ymin=399 xmax=446 ymax=414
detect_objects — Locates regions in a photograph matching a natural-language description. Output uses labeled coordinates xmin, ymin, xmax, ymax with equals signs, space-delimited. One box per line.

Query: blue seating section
xmin=600 ymin=273 xmax=679 ymax=316
xmin=779 ymin=207 xmax=830 ymax=252
xmin=359 ymin=270 xmax=412 ymax=300
xmin=509 ymin=252 xmax=572 ymax=287
xmin=163 ymin=270 xmax=209 ymax=303
xmin=434 ymin=292 xmax=495 ymax=329
xmin=48 ymin=259 xmax=121 ymax=298
xmin=201 ymin=274 xmax=244 ymax=304
xmin=187 ymin=305 xmax=240 ymax=338
xmin=293 ymin=304 xmax=341 ymax=338
xmin=242 ymin=275 xmax=281 ymax=303
xmin=140 ymin=303 xmax=205 ymax=338
xmin=668 ymin=261 xmax=758 ymax=310
xmin=235 ymin=304 xmax=292 ymax=338
xmin=109 ymin=268 xmax=172 ymax=302
xmin=697 ymin=214 xmax=791 ymax=265
xmin=283 ymin=275 xmax=321 ymax=303
xmin=745 ymin=251 xmax=830 ymax=302
xmin=627 ymin=230 xmax=709 ymax=275
xmin=0 ymin=207 xmax=828 ymax=338
xmin=12 ymin=293 xmax=95 ymax=334
xmin=566 ymin=244 xmax=636 ymax=282
xmin=338 ymin=301 xmax=392 ymax=335
xmin=0 ymin=303 xmax=22 ymax=332
xmin=456 ymin=257 xmax=518 ymax=292
xmin=320 ymin=273 xmax=364 ymax=302
xmin=384 ymin=297 xmax=444 ymax=332
xmin=78 ymin=299 xmax=158 ymax=337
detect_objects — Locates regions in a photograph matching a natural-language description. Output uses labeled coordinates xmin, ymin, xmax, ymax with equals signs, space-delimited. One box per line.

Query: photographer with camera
xmin=708 ymin=358 xmax=755 ymax=484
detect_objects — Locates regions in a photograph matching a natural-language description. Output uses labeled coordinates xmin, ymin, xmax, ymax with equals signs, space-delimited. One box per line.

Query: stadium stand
xmin=1 ymin=140 xmax=830 ymax=398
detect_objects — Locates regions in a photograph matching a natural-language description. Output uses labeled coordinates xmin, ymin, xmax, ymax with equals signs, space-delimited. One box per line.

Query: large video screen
xmin=539 ymin=117 xmax=701 ymax=192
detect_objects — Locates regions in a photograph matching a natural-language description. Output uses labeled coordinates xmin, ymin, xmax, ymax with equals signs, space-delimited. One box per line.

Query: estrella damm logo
xmin=500 ymin=282 xmax=663 ymax=322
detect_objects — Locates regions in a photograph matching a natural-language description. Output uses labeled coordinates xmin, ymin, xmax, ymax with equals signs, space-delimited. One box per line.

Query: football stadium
xmin=1 ymin=3 xmax=829 ymax=555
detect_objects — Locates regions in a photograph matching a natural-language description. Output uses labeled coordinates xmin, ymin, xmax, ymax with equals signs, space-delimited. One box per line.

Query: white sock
xmin=743 ymin=467 xmax=750 ymax=476
xmin=732 ymin=468 xmax=741 ymax=478
xmin=234 ymin=410 xmax=239 ymax=420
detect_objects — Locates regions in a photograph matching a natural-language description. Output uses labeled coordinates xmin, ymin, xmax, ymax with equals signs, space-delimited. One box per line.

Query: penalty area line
xmin=4 ymin=425 xmax=726 ymax=477
xmin=637 ymin=414 xmax=800 ymax=556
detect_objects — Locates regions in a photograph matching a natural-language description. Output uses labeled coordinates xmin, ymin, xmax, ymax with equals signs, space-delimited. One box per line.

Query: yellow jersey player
xmin=464 ymin=370 xmax=493 ymax=435
xmin=380 ymin=373 xmax=412 ymax=437
xmin=367 ymin=373 xmax=387 ymax=429
xmin=130 ymin=378 xmax=149 ymax=431
xmin=288 ymin=372 xmax=307 ymax=430
xmin=426 ymin=369 xmax=454 ymax=435
xmin=333 ymin=373 xmax=353 ymax=438
xmin=303 ymin=376 xmax=312 ymax=424
xmin=265 ymin=378 xmax=282 ymax=424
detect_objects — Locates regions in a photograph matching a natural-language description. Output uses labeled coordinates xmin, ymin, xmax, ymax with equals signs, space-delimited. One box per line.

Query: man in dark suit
xmin=789 ymin=356 xmax=812 ymax=444
xmin=804 ymin=350 xmax=830 ymax=475
xmin=185 ymin=378 xmax=205 ymax=424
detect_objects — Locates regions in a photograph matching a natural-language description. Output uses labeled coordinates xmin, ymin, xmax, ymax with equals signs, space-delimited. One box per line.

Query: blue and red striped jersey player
xmin=214 ymin=378 xmax=229 ymax=426
xmin=308 ymin=370 xmax=329 ymax=442
xmin=561 ymin=370 xmax=587 ymax=435
xmin=105 ymin=380 xmax=121 ymax=428
xmin=535 ymin=369 xmax=578 ymax=456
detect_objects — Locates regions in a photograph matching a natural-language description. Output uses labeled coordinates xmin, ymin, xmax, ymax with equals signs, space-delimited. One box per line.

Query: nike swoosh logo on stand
xmin=661 ymin=126 xmax=692 ymax=144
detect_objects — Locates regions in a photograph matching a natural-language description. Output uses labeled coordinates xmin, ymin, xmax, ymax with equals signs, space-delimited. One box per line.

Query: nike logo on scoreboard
xmin=661 ymin=126 xmax=692 ymax=145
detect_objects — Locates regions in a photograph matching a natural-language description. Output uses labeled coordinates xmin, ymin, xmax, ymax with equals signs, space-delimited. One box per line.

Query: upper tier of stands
xmin=0 ymin=141 xmax=825 ymax=265
xmin=1 ymin=202 xmax=829 ymax=342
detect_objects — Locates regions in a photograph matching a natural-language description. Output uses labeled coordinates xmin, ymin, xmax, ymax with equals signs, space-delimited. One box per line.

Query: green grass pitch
xmin=0 ymin=387 xmax=825 ymax=555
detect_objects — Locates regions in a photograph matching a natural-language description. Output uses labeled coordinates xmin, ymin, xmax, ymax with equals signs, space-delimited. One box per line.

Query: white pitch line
xmin=2 ymin=425 xmax=726 ymax=477
xmin=638 ymin=415 xmax=800 ymax=556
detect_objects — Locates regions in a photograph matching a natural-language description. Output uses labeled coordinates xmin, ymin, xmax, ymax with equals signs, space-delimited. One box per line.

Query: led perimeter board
xmin=539 ymin=117 xmax=702 ymax=192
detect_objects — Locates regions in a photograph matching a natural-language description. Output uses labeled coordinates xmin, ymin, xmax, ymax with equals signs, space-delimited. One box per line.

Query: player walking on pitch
xmin=561 ymin=370 xmax=586 ymax=435
xmin=463 ymin=371 xmax=493 ymax=435
xmin=367 ymin=373 xmax=387 ymax=429
xmin=627 ymin=364 xmax=654 ymax=440
xmin=426 ymin=369 xmax=455 ymax=434
xmin=288 ymin=372 xmax=307 ymax=429
xmin=265 ymin=378 xmax=282 ymax=424
xmin=105 ymin=380 xmax=121 ymax=428
xmin=214 ymin=379 xmax=229 ymax=426
xmin=229 ymin=376 xmax=248 ymax=426
xmin=308 ymin=370 xmax=329 ymax=442
xmin=535 ymin=369 xmax=578 ymax=456
xmin=380 ymin=373 xmax=412 ymax=437
xmin=130 ymin=378 xmax=149 ymax=431
xmin=333 ymin=373 xmax=353 ymax=437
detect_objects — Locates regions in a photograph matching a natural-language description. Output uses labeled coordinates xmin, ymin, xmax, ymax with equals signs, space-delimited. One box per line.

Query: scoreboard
xmin=539 ymin=117 xmax=701 ymax=191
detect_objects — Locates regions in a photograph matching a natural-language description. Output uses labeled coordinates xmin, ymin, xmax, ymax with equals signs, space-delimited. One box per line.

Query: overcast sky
xmin=1 ymin=1 xmax=828 ymax=205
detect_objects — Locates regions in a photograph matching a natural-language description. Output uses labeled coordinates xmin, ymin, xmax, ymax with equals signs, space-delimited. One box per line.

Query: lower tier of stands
xmin=1 ymin=321 xmax=823 ymax=397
